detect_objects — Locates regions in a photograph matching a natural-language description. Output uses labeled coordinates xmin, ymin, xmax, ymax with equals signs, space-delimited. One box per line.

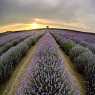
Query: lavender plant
xmin=74 ymin=51 xmax=95 ymax=95
xmin=69 ymin=45 xmax=89 ymax=59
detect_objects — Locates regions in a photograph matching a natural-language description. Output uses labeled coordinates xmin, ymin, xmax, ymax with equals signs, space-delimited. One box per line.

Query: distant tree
xmin=46 ymin=26 xmax=49 ymax=29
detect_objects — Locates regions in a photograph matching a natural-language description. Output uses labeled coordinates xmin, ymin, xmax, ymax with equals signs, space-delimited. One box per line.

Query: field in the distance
xmin=0 ymin=28 xmax=95 ymax=95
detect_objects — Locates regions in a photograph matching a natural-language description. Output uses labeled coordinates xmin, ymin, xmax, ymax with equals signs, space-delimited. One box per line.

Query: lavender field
xmin=0 ymin=29 xmax=95 ymax=95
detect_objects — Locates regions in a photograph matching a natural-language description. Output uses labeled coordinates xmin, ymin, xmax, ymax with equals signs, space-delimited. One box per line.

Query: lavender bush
xmin=79 ymin=42 xmax=95 ymax=54
xmin=69 ymin=45 xmax=89 ymax=59
xmin=74 ymin=51 xmax=95 ymax=95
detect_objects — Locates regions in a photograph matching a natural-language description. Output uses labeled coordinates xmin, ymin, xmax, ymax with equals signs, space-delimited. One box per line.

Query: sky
xmin=0 ymin=0 xmax=95 ymax=33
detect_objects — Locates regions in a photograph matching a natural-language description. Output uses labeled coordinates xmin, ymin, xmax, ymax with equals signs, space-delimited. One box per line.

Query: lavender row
xmin=73 ymin=40 xmax=95 ymax=54
xmin=0 ymin=35 xmax=31 ymax=55
xmin=14 ymin=33 xmax=81 ymax=95
xmin=51 ymin=30 xmax=95 ymax=54
xmin=0 ymin=33 xmax=42 ymax=83
xmin=51 ymin=29 xmax=95 ymax=44
xmin=51 ymin=32 xmax=95 ymax=95
xmin=0 ymin=31 xmax=34 ymax=46
xmin=0 ymin=32 xmax=42 ymax=55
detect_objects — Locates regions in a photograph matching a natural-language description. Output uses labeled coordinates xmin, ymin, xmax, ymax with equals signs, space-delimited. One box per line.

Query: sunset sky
xmin=0 ymin=0 xmax=95 ymax=33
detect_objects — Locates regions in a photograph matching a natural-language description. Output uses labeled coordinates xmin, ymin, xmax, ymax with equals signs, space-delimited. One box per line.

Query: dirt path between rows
xmin=2 ymin=45 xmax=37 ymax=95
xmin=58 ymin=48 xmax=86 ymax=95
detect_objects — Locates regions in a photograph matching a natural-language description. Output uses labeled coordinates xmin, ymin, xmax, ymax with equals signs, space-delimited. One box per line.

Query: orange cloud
xmin=0 ymin=18 xmax=91 ymax=33
xmin=33 ymin=18 xmax=88 ymax=31
xmin=0 ymin=23 xmax=32 ymax=32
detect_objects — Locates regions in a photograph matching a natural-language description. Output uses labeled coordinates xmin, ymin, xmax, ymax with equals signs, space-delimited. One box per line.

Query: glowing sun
xmin=31 ymin=22 xmax=46 ymax=29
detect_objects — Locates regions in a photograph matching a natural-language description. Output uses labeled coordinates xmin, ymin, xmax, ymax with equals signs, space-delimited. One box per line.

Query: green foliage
xmin=74 ymin=51 xmax=95 ymax=73
xmin=62 ymin=40 xmax=75 ymax=54
xmin=69 ymin=45 xmax=89 ymax=59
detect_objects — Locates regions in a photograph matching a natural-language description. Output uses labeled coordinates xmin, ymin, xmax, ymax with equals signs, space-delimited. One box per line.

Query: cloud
xmin=0 ymin=0 xmax=95 ymax=32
